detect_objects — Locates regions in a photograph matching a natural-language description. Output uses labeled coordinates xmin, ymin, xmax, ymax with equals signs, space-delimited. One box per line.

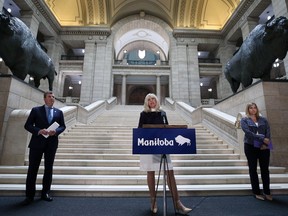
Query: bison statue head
xmin=224 ymin=16 xmax=288 ymax=93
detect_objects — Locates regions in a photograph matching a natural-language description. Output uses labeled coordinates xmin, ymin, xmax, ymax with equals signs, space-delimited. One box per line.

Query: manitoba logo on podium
xmin=132 ymin=125 xmax=196 ymax=154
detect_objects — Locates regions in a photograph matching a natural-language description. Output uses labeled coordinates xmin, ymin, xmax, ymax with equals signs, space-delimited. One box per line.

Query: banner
xmin=132 ymin=128 xmax=196 ymax=154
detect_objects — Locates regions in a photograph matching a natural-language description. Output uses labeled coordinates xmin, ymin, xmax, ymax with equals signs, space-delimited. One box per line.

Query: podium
xmin=133 ymin=125 xmax=196 ymax=215
xmin=133 ymin=125 xmax=196 ymax=155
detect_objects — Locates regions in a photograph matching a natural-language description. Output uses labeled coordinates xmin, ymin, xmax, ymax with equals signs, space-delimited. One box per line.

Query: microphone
xmin=161 ymin=111 xmax=166 ymax=124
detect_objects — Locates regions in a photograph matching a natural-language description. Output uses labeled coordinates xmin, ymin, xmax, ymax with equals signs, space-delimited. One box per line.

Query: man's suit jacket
xmin=24 ymin=105 xmax=66 ymax=149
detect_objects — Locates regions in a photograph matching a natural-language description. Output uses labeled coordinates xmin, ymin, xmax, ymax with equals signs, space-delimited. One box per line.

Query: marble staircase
xmin=0 ymin=105 xmax=288 ymax=197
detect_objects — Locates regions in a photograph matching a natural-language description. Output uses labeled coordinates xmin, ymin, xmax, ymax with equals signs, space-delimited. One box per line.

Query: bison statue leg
xmin=33 ymin=77 xmax=41 ymax=88
xmin=47 ymin=75 xmax=54 ymax=91
xmin=46 ymin=69 xmax=56 ymax=91
xmin=241 ymin=76 xmax=253 ymax=88
xmin=225 ymin=71 xmax=241 ymax=93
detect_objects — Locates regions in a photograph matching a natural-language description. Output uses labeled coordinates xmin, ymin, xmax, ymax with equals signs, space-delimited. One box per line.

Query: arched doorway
xmin=128 ymin=86 xmax=153 ymax=105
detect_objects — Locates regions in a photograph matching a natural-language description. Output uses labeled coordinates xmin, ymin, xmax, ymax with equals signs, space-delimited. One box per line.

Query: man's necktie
xmin=47 ymin=108 xmax=53 ymax=124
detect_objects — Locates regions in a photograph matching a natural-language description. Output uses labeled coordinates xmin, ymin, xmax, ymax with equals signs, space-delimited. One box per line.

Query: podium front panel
xmin=133 ymin=128 xmax=196 ymax=154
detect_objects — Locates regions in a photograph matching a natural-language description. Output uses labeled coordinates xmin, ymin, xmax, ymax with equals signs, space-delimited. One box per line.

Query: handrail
xmin=1 ymin=97 xmax=117 ymax=165
xmin=165 ymin=98 xmax=245 ymax=158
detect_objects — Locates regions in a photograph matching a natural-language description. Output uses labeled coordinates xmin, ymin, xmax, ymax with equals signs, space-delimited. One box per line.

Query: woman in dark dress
xmin=138 ymin=93 xmax=192 ymax=214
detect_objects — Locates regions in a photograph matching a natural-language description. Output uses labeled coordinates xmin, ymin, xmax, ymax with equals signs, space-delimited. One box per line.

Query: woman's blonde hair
xmin=245 ymin=102 xmax=260 ymax=119
xmin=143 ymin=93 xmax=160 ymax=112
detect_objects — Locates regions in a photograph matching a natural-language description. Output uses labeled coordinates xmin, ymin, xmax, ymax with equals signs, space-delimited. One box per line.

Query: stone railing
xmin=164 ymin=97 xmax=175 ymax=110
xmin=58 ymin=97 xmax=80 ymax=104
xmin=201 ymin=99 xmax=222 ymax=105
xmin=201 ymin=108 xmax=245 ymax=158
xmin=77 ymin=97 xmax=117 ymax=124
xmin=165 ymin=98 xmax=245 ymax=158
xmin=0 ymin=97 xmax=117 ymax=165
xmin=1 ymin=106 xmax=77 ymax=165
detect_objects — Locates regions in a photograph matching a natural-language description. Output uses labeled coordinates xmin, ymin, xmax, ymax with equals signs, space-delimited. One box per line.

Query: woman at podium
xmin=138 ymin=93 xmax=192 ymax=214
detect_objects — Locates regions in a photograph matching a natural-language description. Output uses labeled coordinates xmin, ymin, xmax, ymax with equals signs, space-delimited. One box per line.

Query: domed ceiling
xmin=43 ymin=0 xmax=241 ymax=30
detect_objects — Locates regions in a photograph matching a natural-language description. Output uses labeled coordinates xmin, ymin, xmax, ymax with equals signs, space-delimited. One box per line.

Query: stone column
xmin=0 ymin=0 xmax=9 ymax=75
xmin=177 ymin=43 xmax=188 ymax=103
xmin=172 ymin=41 xmax=189 ymax=103
xmin=20 ymin=10 xmax=40 ymax=37
xmin=79 ymin=40 xmax=96 ymax=105
xmin=156 ymin=75 xmax=161 ymax=101
xmin=92 ymin=40 xmax=107 ymax=101
xmin=121 ymin=75 xmax=126 ymax=105
xmin=40 ymin=37 xmax=64 ymax=96
xmin=272 ymin=0 xmax=288 ymax=18
xmin=240 ymin=17 xmax=259 ymax=40
xmin=171 ymin=38 xmax=201 ymax=106
xmin=217 ymin=43 xmax=237 ymax=99
xmin=186 ymin=44 xmax=201 ymax=107
xmin=101 ymin=35 xmax=113 ymax=99
xmin=169 ymin=39 xmax=181 ymax=100
xmin=0 ymin=0 xmax=4 ymax=10
xmin=42 ymin=38 xmax=63 ymax=95
xmin=18 ymin=11 xmax=40 ymax=84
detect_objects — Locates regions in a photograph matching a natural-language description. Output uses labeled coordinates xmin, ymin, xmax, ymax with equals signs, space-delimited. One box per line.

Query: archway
xmin=111 ymin=14 xmax=174 ymax=105
xmin=128 ymin=86 xmax=153 ymax=105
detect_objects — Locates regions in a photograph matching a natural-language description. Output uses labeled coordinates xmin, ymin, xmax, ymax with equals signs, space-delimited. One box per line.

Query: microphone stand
xmin=161 ymin=120 xmax=168 ymax=215
xmin=155 ymin=153 xmax=169 ymax=216
xmin=154 ymin=119 xmax=171 ymax=215
xmin=162 ymin=154 xmax=168 ymax=216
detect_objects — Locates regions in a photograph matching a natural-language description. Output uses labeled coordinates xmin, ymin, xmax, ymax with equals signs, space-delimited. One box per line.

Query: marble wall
xmin=215 ymin=80 xmax=288 ymax=167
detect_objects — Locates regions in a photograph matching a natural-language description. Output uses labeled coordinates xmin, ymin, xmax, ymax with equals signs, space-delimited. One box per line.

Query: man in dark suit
xmin=23 ymin=91 xmax=66 ymax=205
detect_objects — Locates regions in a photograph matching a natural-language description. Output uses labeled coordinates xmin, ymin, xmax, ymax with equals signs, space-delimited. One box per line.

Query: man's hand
xmin=48 ymin=130 xmax=56 ymax=136
xmin=39 ymin=129 xmax=49 ymax=136
xmin=38 ymin=129 xmax=56 ymax=136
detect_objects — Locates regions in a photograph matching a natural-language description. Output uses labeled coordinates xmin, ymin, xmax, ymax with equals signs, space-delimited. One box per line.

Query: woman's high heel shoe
xmin=150 ymin=198 xmax=157 ymax=214
xmin=176 ymin=200 xmax=192 ymax=215
xmin=255 ymin=194 xmax=265 ymax=201
xmin=264 ymin=194 xmax=273 ymax=201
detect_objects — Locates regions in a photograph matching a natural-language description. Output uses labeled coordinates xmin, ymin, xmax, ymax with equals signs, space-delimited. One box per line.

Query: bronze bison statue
xmin=224 ymin=16 xmax=288 ymax=93
xmin=0 ymin=13 xmax=56 ymax=91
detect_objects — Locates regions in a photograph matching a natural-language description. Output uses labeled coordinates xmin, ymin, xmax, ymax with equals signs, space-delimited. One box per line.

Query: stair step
xmin=57 ymin=143 xmax=229 ymax=149
xmin=14 ymin=164 xmax=287 ymax=175
xmin=1 ymin=184 xmax=288 ymax=197
xmin=48 ymin=154 xmax=242 ymax=161
xmin=1 ymin=105 xmax=287 ymax=197
xmin=1 ymin=174 xmax=288 ymax=185
xmin=55 ymin=149 xmax=235 ymax=154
